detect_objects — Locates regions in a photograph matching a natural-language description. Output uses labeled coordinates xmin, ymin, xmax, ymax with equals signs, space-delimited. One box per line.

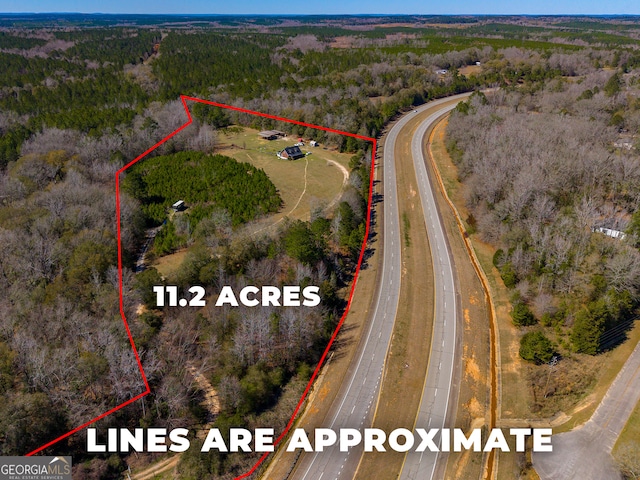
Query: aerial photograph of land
xmin=1 ymin=1 xmax=640 ymax=479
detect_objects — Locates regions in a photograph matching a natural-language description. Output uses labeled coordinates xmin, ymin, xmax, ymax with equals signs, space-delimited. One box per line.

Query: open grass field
xmin=151 ymin=125 xmax=351 ymax=277
xmin=152 ymin=248 xmax=189 ymax=279
xmin=217 ymin=126 xmax=351 ymax=234
xmin=459 ymin=64 xmax=482 ymax=77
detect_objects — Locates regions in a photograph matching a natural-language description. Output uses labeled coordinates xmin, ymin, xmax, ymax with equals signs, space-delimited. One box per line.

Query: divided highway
xmin=290 ymin=94 xmax=469 ymax=480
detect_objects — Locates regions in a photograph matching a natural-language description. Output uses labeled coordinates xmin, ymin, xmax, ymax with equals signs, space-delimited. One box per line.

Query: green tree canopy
xmin=511 ymin=301 xmax=536 ymax=326
xmin=520 ymin=331 xmax=555 ymax=364
xmin=283 ymin=220 xmax=324 ymax=266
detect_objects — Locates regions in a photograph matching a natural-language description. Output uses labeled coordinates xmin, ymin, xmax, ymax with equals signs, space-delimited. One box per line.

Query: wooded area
xmin=1 ymin=13 xmax=640 ymax=478
xmin=122 ymin=152 xmax=282 ymax=227
xmin=447 ymin=68 xmax=640 ymax=411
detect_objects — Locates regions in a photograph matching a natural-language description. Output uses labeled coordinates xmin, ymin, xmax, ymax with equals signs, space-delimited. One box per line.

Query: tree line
xmin=447 ymin=72 xmax=640 ymax=364
xmin=122 ymin=151 xmax=282 ymax=228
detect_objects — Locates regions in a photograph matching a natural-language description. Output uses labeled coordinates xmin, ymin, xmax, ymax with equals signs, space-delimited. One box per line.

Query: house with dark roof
xmin=277 ymin=145 xmax=305 ymax=160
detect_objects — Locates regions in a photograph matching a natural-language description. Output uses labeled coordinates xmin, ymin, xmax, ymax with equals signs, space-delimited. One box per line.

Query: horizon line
xmin=1 ymin=12 xmax=639 ymax=17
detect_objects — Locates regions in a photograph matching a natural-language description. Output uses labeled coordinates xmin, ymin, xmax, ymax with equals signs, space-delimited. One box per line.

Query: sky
xmin=0 ymin=0 xmax=638 ymax=15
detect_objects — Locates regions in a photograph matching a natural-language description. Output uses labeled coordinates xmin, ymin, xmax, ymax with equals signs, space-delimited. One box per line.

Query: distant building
xmin=613 ymin=138 xmax=634 ymax=150
xmin=259 ymin=130 xmax=285 ymax=140
xmin=593 ymin=227 xmax=626 ymax=239
xmin=436 ymin=69 xmax=448 ymax=75
xmin=172 ymin=200 xmax=185 ymax=211
xmin=277 ymin=146 xmax=305 ymax=160
xmin=310 ymin=140 xmax=318 ymax=147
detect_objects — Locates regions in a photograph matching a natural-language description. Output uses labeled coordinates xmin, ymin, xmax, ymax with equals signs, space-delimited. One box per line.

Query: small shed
xmin=310 ymin=140 xmax=318 ymax=147
xmin=277 ymin=146 xmax=305 ymax=160
xmin=172 ymin=200 xmax=185 ymax=211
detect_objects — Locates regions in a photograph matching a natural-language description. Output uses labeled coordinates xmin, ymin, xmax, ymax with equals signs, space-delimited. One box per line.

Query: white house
xmin=593 ymin=227 xmax=626 ymax=239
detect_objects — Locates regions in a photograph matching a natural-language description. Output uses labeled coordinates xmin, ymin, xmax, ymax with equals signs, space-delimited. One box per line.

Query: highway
xmin=290 ymin=94 xmax=470 ymax=480
xmin=290 ymin=85 xmax=405 ymax=480
xmin=400 ymin=95 xmax=470 ymax=480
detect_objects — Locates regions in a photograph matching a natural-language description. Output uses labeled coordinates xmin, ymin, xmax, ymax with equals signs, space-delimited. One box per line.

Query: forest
xmin=0 ymin=134 xmax=370 ymax=479
xmin=122 ymin=152 xmax=282 ymax=227
xmin=1 ymin=13 xmax=640 ymax=479
xmin=447 ymin=69 xmax=640 ymax=410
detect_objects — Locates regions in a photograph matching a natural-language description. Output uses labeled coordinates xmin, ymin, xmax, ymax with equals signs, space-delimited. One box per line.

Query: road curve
xmin=400 ymin=93 xmax=471 ymax=480
xmin=290 ymin=89 xmax=405 ymax=480
xmin=290 ymin=94 xmax=470 ymax=480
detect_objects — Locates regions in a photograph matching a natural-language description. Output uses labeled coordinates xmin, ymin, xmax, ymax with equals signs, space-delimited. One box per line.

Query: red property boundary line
xmin=27 ymin=96 xmax=377 ymax=480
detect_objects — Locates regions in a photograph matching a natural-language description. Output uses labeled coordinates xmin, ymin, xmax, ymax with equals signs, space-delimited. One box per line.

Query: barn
xmin=259 ymin=130 xmax=285 ymax=140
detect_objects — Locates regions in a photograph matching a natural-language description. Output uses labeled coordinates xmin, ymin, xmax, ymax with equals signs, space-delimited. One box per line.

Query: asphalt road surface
xmin=290 ymin=94 xmax=470 ymax=480
xmin=290 ymin=90 xmax=405 ymax=480
xmin=399 ymin=94 xmax=470 ymax=480
xmin=533 ymin=334 xmax=640 ymax=480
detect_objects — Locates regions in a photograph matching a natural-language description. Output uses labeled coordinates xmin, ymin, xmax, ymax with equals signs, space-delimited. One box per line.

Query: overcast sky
xmin=0 ymin=0 xmax=638 ymax=15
